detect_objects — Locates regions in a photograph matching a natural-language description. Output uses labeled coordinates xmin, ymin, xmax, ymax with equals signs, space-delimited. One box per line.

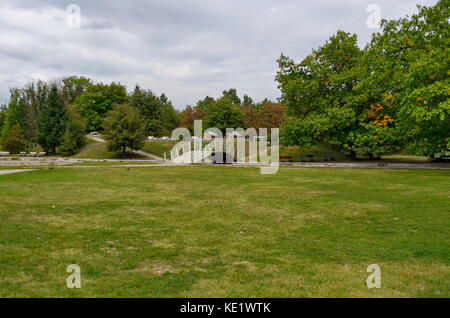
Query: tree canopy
xmin=37 ymin=85 xmax=67 ymax=154
xmin=278 ymin=0 xmax=449 ymax=158
xmin=102 ymin=103 xmax=147 ymax=157
xmin=74 ymin=82 xmax=127 ymax=132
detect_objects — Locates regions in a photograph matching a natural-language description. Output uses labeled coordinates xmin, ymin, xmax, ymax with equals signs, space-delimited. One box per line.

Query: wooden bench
xmin=280 ymin=156 xmax=293 ymax=162
xmin=0 ymin=151 xmax=10 ymax=156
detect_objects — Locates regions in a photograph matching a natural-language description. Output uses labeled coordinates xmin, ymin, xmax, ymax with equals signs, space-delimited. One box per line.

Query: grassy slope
xmin=279 ymin=145 xmax=347 ymax=161
xmin=73 ymin=139 xmax=148 ymax=160
xmin=0 ymin=166 xmax=448 ymax=297
xmin=141 ymin=141 xmax=178 ymax=158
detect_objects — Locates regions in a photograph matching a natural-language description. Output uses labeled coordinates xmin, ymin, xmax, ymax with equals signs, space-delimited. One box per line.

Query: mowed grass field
xmin=0 ymin=166 xmax=449 ymax=297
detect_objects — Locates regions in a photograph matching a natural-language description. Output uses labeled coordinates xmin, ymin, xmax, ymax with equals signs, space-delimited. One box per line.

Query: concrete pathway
xmin=279 ymin=161 xmax=450 ymax=170
xmin=86 ymin=135 xmax=106 ymax=143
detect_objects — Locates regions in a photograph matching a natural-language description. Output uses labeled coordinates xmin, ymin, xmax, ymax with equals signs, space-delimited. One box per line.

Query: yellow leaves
xmin=374 ymin=115 xmax=394 ymax=127
xmin=367 ymin=103 xmax=394 ymax=127
xmin=416 ymin=96 xmax=428 ymax=104
xmin=369 ymin=103 xmax=384 ymax=113
xmin=382 ymin=94 xmax=396 ymax=107
xmin=406 ymin=39 xmax=414 ymax=47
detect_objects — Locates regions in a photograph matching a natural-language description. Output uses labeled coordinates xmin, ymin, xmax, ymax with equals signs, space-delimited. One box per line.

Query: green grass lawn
xmin=0 ymin=166 xmax=448 ymax=297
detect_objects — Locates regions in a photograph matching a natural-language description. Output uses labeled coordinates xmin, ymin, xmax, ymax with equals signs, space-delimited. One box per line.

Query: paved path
xmin=0 ymin=169 xmax=35 ymax=175
xmin=279 ymin=161 xmax=450 ymax=170
xmin=86 ymin=135 xmax=106 ymax=143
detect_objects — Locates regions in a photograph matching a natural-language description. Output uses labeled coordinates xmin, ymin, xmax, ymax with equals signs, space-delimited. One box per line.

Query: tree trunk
xmin=368 ymin=153 xmax=381 ymax=161
xmin=122 ymin=145 xmax=126 ymax=158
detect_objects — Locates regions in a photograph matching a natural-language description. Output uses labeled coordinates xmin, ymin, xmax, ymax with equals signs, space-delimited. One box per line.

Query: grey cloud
xmin=0 ymin=0 xmax=439 ymax=107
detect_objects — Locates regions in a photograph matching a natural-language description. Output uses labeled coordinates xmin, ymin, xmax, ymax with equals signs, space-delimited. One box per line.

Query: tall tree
xmin=129 ymin=85 xmax=163 ymax=136
xmin=385 ymin=1 xmax=448 ymax=156
xmin=277 ymin=30 xmax=401 ymax=159
xmin=242 ymin=94 xmax=255 ymax=107
xmin=222 ymin=89 xmax=242 ymax=106
xmin=22 ymin=80 xmax=49 ymax=143
xmin=129 ymin=86 xmax=178 ymax=137
xmin=205 ymin=96 xmax=245 ymax=132
xmin=0 ymin=104 xmax=6 ymax=137
xmin=158 ymin=94 xmax=179 ymax=136
xmin=257 ymin=103 xmax=286 ymax=129
xmin=74 ymin=82 xmax=127 ymax=132
xmin=242 ymin=102 xmax=286 ymax=129
xmin=1 ymin=89 xmax=27 ymax=146
xmin=59 ymin=106 xmax=86 ymax=156
xmin=37 ymin=85 xmax=67 ymax=154
xmin=60 ymin=76 xmax=92 ymax=105
xmin=196 ymin=96 xmax=215 ymax=113
xmin=278 ymin=31 xmax=361 ymax=158
xmin=3 ymin=124 xmax=26 ymax=154
xmin=103 ymin=104 xmax=146 ymax=157
xmin=179 ymin=105 xmax=206 ymax=133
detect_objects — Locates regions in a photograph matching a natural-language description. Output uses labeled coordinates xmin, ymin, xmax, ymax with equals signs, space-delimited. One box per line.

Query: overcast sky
xmin=0 ymin=0 xmax=438 ymax=108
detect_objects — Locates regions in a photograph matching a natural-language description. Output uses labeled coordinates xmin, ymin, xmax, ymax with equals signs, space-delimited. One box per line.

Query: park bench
xmin=38 ymin=152 xmax=46 ymax=157
xmin=280 ymin=156 xmax=293 ymax=162
xmin=19 ymin=152 xmax=27 ymax=156
xmin=439 ymin=154 xmax=450 ymax=162
xmin=0 ymin=151 xmax=10 ymax=156
xmin=29 ymin=152 xmax=37 ymax=157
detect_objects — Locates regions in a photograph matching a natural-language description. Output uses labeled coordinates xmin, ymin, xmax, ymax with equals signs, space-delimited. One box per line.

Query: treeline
xmin=0 ymin=77 xmax=179 ymax=155
xmin=0 ymin=78 xmax=283 ymax=156
xmin=178 ymin=89 xmax=286 ymax=133
xmin=277 ymin=0 xmax=449 ymax=158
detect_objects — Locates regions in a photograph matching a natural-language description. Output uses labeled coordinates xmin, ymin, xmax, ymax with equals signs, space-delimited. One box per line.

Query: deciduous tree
xmin=4 ymin=124 xmax=26 ymax=154
xmin=205 ymin=96 xmax=245 ymax=132
xmin=74 ymin=82 xmax=127 ymax=132
xmin=102 ymin=104 xmax=146 ymax=157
